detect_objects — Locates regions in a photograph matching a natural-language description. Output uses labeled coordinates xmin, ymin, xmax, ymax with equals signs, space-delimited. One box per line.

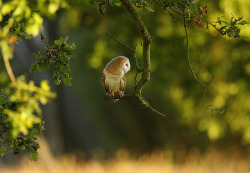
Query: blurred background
xmin=0 ymin=0 xmax=250 ymax=172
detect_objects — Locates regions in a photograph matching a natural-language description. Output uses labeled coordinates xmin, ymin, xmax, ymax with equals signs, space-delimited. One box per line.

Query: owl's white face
xmin=123 ymin=59 xmax=131 ymax=74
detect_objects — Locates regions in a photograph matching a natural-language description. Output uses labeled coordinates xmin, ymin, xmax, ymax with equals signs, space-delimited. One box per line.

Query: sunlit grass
xmin=1 ymin=139 xmax=250 ymax=173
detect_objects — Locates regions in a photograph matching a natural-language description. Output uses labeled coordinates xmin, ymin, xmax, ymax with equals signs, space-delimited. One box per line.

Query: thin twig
xmin=170 ymin=7 xmax=185 ymax=17
xmin=107 ymin=32 xmax=134 ymax=52
xmin=159 ymin=0 xmax=175 ymax=19
xmin=134 ymin=40 xmax=143 ymax=85
xmin=3 ymin=56 xmax=16 ymax=86
xmin=183 ymin=10 xmax=206 ymax=89
xmin=134 ymin=40 xmax=142 ymax=71
xmin=183 ymin=8 xmax=224 ymax=116
xmin=166 ymin=2 xmax=224 ymax=34
xmin=137 ymin=94 xmax=167 ymax=117
xmin=197 ymin=15 xmax=223 ymax=33
xmin=40 ymin=33 xmax=50 ymax=48
xmin=104 ymin=94 xmax=167 ymax=117
xmin=148 ymin=104 xmax=166 ymax=117
xmin=40 ymin=32 xmax=53 ymax=58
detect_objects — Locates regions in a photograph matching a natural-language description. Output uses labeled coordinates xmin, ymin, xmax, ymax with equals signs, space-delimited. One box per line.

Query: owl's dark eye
xmin=126 ymin=64 xmax=128 ymax=67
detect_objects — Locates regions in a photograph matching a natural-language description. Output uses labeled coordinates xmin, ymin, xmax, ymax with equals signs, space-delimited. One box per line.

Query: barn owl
xmin=102 ymin=56 xmax=131 ymax=99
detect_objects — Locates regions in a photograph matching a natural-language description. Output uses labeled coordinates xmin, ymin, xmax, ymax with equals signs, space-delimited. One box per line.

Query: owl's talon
xmin=119 ymin=91 xmax=124 ymax=98
xmin=110 ymin=91 xmax=115 ymax=100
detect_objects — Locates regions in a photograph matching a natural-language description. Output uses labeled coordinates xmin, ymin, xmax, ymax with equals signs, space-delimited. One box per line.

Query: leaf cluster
xmin=153 ymin=0 xmax=248 ymax=39
xmin=0 ymin=76 xmax=55 ymax=161
xmin=0 ymin=0 xmax=75 ymax=161
xmin=0 ymin=0 xmax=68 ymax=59
xmin=10 ymin=22 xmax=32 ymax=40
xmin=30 ymin=36 xmax=76 ymax=86
xmin=216 ymin=16 xmax=247 ymax=38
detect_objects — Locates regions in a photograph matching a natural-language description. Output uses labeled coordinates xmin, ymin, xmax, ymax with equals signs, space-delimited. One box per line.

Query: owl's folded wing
xmin=120 ymin=75 xmax=126 ymax=92
xmin=102 ymin=70 xmax=109 ymax=93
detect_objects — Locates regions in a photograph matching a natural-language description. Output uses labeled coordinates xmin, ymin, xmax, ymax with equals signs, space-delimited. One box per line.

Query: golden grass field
xmin=1 ymin=139 xmax=250 ymax=173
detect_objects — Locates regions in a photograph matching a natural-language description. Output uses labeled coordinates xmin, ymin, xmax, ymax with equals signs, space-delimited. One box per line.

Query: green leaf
xmin=26 ymin=13 xmax=43 ymax=36
xmin=62 ymin=73 xmax=72 ymax=86
xmin=146 ymin=6 xmax=154 ymax=12
xmin=113 ymin=2 xmax=121 ymax=6
xmin=19 ymin=146 xmax=25 ymax=150
xmin=227 ymin=31 xmax=234 ymax=37
xmin=0 ymin=96 xmax=5 ymax=105
xmin=30 ymin=64 xmax=38 ymax=73
xmin=0 ymin=40 xmax=13 ymax=59
xmin=112 ymin=0 xmax=121 ymax=6
xmin=54 ymin=37 xmax=64 ymax=45
xmin=29 ymin=152 xmax=38 ymax=161
xmin=0 ymin=13 xmax=3 ymax=22
xmin=1 ymin=3 xmax=13 ymax=16
xmin=0 ymin=145 xmax=8 ymax=156
xmin=53 ymin=72 xmax=61 ymax=85
xmin=239 ymin=20 xmax=247 ymax=25
xmin=48 ymin=3 xmax=59 ymax=14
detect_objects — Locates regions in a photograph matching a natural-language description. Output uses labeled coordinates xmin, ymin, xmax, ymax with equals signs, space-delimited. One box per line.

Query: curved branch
xmin=3 ymin=56 xmax=16 ymax=86
xmin=183 ymin=8 xmax=224 ymax=116
xmin=107 ymin=32 xmax=134 ymax=52
xmin=104 ymin=94 xmax=166 ymax=117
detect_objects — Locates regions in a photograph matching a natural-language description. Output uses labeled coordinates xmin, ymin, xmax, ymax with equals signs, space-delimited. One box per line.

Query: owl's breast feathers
xmin=102 ymin=70 xmax=126 ymax=95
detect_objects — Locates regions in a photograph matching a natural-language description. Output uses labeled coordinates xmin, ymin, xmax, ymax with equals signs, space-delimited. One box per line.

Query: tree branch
xmin=40 ymin=32 xmax=54 ymax=59
xmin=104 ymin=1 xmax=167 ymax=117
xmin=40 ymin=33 xmax=50 ymax=49
xmin=104 ymin=95 xmax=137 ymax=101
xmin=3 ymin=56 xmax=16 ymax=86
xmin=107 ymin=32 xmax=134 ymax=52
xmin=104 ymin=94 xmax=166 ymax=117
xmin=134 ymin=40 xmax=143 ymax=85
xmin=105 ymin=0 xmax=166 ymax=117
xmin=121 ymin=0 xmax=152 ymax=95
xmin=183 ymin=8 xmax=224 ymax=116
xmin=134 ymin=40 xmax=143 ymax=71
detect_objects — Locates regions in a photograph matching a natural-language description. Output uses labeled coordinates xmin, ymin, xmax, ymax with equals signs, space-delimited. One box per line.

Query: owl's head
xmin=104 ymin=56 xmax=131 ymax=75
xmin=122 ymin=58 xmax=131 ymax=74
